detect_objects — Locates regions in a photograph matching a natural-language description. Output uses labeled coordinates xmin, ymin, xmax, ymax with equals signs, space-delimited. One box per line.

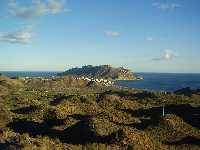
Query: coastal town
xmin=22 ymin=76 xmax=114 ymax=86
xmin=76 ymin=76 xmax=114 ymax=86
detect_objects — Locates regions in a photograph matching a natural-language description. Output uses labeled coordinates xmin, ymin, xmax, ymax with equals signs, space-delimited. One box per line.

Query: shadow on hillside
xmin=0 ymin=141 xmax=21 ymax=150
xmin=123 ymin=107 xmax=162 ymax=130
xmin=11 ymin=106 xmax=38 ymax=114
xmin=164 ymin=104 xmax=200 ymax=129
xmin=50 ymin=95 xmax=74 ymax=105
xmin=97 ymin=90 xmax=157 ymax=102
xmin=7 ymin=115 xmax=117 ymax=144
xmin=123 ymin=104 xmax=200 ymax=130
xmin=164 ymin=136 xmax=200 ymax=146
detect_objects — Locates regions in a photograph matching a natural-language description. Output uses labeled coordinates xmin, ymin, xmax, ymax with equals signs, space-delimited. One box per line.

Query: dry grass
xmin=0 ymin=76 xmax=200 ymax=150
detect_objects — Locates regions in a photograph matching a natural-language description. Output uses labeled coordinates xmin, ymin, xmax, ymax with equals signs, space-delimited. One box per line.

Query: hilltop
xmin=58 ymin=65 xmax=138 ymax=80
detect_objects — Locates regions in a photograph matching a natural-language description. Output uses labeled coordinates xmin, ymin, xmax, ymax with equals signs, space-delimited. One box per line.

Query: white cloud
xmin=0 ymin=28 xmax=32 ymax=44
xmin=146 ymin=36 xmax=154 ymax=41
xmin=104 ymin=31 xmax=121 ymax=37
xmin=163 ymin=49 xmax=175 ymax=60
xmin=153 ymin=49 xmax=176 ymax=61
xmin=146 ymin=36 xmax=167 ymax=42
xmin=152 ymin=2 xmax=182 ymax=11
xmin=8 ymin=0 xmax=66 ymax=19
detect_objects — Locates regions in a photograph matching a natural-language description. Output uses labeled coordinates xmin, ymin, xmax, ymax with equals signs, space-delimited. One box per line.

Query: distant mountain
xmin=58 ymin=65 xmax=136 ymax=80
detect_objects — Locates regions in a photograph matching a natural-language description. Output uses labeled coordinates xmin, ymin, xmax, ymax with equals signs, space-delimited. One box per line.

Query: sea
xmin=0 ymin=71 xmax=59 ymax=78
xmin=1 ymin=71 xmax=200 ymax=92
xmin=115 ymin=73 xmax=200 ymax=92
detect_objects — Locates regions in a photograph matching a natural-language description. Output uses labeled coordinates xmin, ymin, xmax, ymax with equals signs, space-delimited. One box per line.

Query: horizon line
xmin=1 ymin=70 xmax=200 ymax=74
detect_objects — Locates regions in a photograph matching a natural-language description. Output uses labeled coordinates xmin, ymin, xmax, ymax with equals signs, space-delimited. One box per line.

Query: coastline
xmin=1 ymin=71 xmax=200 ymax=92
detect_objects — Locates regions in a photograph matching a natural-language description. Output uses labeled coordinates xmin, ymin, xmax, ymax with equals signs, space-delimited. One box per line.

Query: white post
xmin=116 ymin=132 xmax=119 ymax=141
xmin=162 ymin=104 xmax=165 ymax=117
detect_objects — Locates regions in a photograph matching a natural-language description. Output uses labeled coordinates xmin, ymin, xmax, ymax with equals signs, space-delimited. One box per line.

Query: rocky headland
xmin=58 ymin=65 xmax=143 ymax=81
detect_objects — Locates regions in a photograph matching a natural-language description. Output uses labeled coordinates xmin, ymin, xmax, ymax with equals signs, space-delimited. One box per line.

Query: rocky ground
xmin=0 ymin=75 xmax=200 ymax=150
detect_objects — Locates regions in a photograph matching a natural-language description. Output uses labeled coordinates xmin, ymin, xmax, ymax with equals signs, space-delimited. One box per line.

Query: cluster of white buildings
xmin=21 ymin=76 xmax=114 ymax=86
xmin=76 ymin=76 xmax=114 ymax=86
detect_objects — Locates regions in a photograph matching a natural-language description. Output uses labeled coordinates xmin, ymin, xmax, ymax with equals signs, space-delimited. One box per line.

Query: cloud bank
xmin=8 ymin=0 xmax=66 ymax=19
xmin=0 ymin=28 xmax=32 ymax=44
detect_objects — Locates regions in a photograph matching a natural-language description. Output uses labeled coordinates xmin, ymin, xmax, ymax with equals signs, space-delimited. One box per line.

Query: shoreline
xmin=1 ymin=72 xmax=200 ymax=92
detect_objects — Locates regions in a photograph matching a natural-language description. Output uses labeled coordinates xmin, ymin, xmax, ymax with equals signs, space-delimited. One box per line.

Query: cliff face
xmin=58 ymin=65 xmax=136 ymax=80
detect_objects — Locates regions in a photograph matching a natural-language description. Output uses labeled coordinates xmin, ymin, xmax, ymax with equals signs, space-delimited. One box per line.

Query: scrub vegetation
xmin=0 ymin=75 xmax=200 ymax=150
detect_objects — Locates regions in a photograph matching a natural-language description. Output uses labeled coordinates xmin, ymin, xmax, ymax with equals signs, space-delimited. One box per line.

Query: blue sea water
xmin=0 ymin=71 xmax=60 ymax=78
xmin=1 ymin=71 xmax=200 ymax=92
xmin=115 ymin=73 xmax=200 ymax=92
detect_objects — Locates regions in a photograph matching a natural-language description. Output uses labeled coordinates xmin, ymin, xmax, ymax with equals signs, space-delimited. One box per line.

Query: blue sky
xmin=0 ymin=0 xmax=200 ymax=73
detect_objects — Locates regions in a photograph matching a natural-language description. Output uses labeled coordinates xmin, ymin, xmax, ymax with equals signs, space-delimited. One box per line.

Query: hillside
xmin=58 ymin=65 xmax=137 ymax=80
xmin=0 ymin=76 xmax=200 ymax=149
